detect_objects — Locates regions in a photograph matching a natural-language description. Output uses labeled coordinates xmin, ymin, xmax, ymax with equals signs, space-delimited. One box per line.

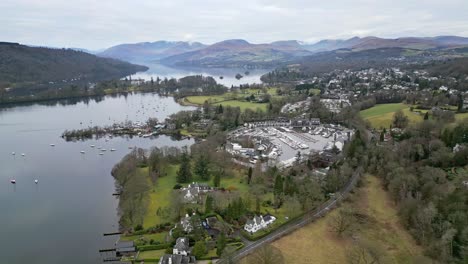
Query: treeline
xmin=137 ymin=75 xmax=228 ymax=98
xmin=366 ymin=119 xmax=468 ymax=262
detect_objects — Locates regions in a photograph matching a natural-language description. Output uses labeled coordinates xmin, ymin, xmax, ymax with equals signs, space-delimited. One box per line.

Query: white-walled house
xmin=244 ymin=215 xmax=276 ymax=233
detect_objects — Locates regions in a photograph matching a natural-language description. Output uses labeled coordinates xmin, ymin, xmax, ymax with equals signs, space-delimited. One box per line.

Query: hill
xmin=301 ymin=36 xmax=468 ymax=53
xmin=160 ymin=39 xmax=312 ymax=68
xmin=0 ymin=42 xmax=147 ymax=89
xmin=98 ymin=41 xmax=206 ymax=63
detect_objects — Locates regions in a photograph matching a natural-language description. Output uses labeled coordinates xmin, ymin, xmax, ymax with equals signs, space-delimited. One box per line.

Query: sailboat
xmin=10 ymin=179 xmax=16 ymax=184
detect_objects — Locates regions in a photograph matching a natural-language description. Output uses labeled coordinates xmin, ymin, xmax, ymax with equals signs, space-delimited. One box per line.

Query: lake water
xmin=128 ymin=63 xmax=271 ymax=87
xmin=0 ymin=93 xmax=195 ymax=263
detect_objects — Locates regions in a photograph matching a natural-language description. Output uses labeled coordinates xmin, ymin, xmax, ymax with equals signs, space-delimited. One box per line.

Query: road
xmin=217 ymin=169 xmax=361 ymax=263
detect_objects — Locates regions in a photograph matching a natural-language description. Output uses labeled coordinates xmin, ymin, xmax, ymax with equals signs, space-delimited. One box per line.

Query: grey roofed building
xmin=173 ymin=237 xmax=190 ymax=256
xmin=159 ymin=254 xmax=196 ymax=264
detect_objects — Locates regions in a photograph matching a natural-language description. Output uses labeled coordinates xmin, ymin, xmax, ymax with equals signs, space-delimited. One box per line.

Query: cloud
xmin=0 ymin=0 xmax=467 ymax=49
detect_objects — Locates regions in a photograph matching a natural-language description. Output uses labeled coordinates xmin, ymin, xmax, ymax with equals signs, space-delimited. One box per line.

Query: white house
xmin=173 ymin=237 xmax=190 ymax=256
xmin=244 ymin=215 xmax=276 ymax=233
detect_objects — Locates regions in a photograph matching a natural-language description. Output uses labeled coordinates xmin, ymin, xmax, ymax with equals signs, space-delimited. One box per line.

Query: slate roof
xmin=159 ymin=254 xmax=196 ymax=264
xmin=174 ymin=237 xmax=190 ymax=252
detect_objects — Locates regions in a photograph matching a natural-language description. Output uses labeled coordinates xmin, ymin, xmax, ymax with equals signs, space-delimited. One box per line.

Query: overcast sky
xmin=1 ymin=0 xmax=468 ymax=50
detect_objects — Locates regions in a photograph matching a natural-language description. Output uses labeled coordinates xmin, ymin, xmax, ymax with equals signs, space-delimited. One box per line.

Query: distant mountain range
xmin=96 ymin=36 xmax=468 ymax=68
xmin=98 ymin=41 xmax=206 ymax=63
xmin=0 ymin=42 xmax=147 ymax=89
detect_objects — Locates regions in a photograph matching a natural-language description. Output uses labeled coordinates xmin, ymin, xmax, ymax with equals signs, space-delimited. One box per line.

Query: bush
xmin=173 ymin=184 xmax=182 ymax=189
xmin=135 ymin=224 xmax=144 ymax=231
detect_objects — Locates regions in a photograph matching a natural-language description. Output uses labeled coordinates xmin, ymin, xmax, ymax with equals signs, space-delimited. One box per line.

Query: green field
xmin=137 ymin=249 xmax=166 ymax=261
xmin=360 ymin=103 xmax=425 ymax=129
xmin=272 ymin=175 xmax=424 ymax=264
xmin=143 ymin=165 xmax=179 ymax=228
xmin=183 ymin=88 xmax=277 ymax=112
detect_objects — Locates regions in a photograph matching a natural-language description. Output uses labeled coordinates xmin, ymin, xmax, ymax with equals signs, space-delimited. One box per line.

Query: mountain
xmin=0 ymin=42 xmax=147 ymax=88
xmin=300 ymin=36 xmax=468 ymax=53
xmin=98 ymin=41 xmax=207 ymax=63
xmin=160 ymin=39 xmax=312 ymax=68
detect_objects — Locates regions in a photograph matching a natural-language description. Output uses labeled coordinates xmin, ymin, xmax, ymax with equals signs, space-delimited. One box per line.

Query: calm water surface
xmin=129 ymin=63 xmax=271 ymax=87
xmin=0 ymin=93 xmax=195 ymax=263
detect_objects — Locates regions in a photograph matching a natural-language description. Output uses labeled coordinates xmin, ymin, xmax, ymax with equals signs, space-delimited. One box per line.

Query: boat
xmin=110 ymin=148 xmax=116 ymax=152
xmin=99 ymin=153 xmax=104 ymax=155
xmin=50 ymin=144 xmax=55 ymax=147
xmin=80 ymin=151 xmax=85 ymax=154
xmin=10 ymin=179 xmax=16 ymax=184
xmin=34 ymin=179 xmax=38 ymax=184
xmin=105 ymin=139 xmax=109 ymax=142
xmin=90 ymin=145 xmax=95 ymax=148
xmin=101 ymin=149 xmax=107 ymax=152
xmin=11 ymin=152 xmax=15 ymax=155
xmin=21 ymin=153 xmax=25 ymax=156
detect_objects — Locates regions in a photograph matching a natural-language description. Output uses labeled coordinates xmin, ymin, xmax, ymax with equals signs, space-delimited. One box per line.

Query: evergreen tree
xmin=274 ymin=175 xmax=284 ymax=197
xmin=380 ymin=131 xmax=385 ymax=142
xmin=213 ymin=172 xmax=221 ymax=187
xmin=424 ymin=112 xmax=429 ymax=120
xmin=247 ymin=167 xmax=253 ymax=184
xmin=176 ymin=150 xmax=192 ymax=183
xmin=194 ymin=155 xmax=210 ymax=181
xmin=205 ymin=194 xmax=214 ymax=213
xmin=216 ymin=232 xmax=227 ymax=256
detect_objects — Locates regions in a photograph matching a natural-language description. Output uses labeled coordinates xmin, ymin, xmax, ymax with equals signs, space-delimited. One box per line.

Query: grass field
xmin=137 ymin=249 xmax=166 ymax=261
xmin=360 ymin=103 xmax=425 ymax=129
xmin=183 ymin=88 xmax=275 ymax=112
xmin=272 ymin=175 xmax=424 ymax=264
xmin=143 ymin=165 xmax=179 ymax=228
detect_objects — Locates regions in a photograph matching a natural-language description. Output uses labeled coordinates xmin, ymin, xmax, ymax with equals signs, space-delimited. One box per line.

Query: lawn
xmin=184 ymin=88 xmax=273 ymax=112
xmin=143 ymin=165 xmax=180 ymax=228
xmin=272 ymin=175 xmax=424 ymax=264
xmin=456 ymin=112 xmax=468 ymax=122
xmin=360 ymin=103 xmax=425 ymax=129
xmin=121 ymin=232 xmax=168 ymax=245
xmin=137 ymin=249 xmax=166 ymax=261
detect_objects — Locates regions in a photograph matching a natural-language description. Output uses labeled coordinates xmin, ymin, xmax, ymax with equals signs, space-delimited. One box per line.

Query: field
xmin=360 ymin=103 xmax=425 ymax=129
xmin=183 ymin=88 xmax=277 ymax=111
xmin=272 ymin=175 xmax=424 ymax=264
xmin=143 ymin=165 xmax=179 ymax=228
xmin=137 ymin=249 xmax=166 ymax=262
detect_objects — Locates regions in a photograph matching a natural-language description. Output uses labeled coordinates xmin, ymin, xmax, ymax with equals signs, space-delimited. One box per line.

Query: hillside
xmin=301 ymin=36 xmax=468 ymax=53
xmin=160 ymin=39 xmax=312 ymax=68
xmin=272 ymin=176 xmax=426 ymax=264
xmin=0 ymin=42 xmax=147 ymax=90
xmin=98 ymin=41 xmax=206 ymax=63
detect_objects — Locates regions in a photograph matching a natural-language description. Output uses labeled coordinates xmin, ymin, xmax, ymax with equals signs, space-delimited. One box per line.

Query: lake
xmin=128 ymin=63 xmax=271 ymax=87
xmin=0 ymin=93 xmax=195 ymax=263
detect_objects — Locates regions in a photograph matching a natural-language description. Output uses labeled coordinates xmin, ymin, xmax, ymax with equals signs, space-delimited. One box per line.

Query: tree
xmin=379 ymin=131 xmax=385 ymax=142
xmin=192 ymin=241 xmax=207 ymax=259
xmin=216 ymin=232 xmax=227 ymax=256
xmin=176 ymin=150 xmax=192 ymax=183
xmin=424 ymin=112 xmax=429 ymax=120
xmin=213 ymin=172 xmax=221 ymax=187
xmin=194 ymin=155 xmax=210 ymax=181
xmin=393 ymin=110 xmax=409 ymax=128
xmin=330 ymin=208 xmax=355 ymax=236
xmin=205 ymin=194 xmax=214 ymax=213
xmin=246 ymin=244 xmax=285 ymax=264
xmin=273 ymin=174 xmax=284 ymax=207
xmin=247 ymin=167 xmax=253 ymax=184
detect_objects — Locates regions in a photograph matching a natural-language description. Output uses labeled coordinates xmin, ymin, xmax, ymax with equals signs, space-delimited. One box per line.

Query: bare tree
xmin=246 ymin=244 xmax=285 ymax=264
xmin=330 ymin=208 xmax=355 ymax=237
